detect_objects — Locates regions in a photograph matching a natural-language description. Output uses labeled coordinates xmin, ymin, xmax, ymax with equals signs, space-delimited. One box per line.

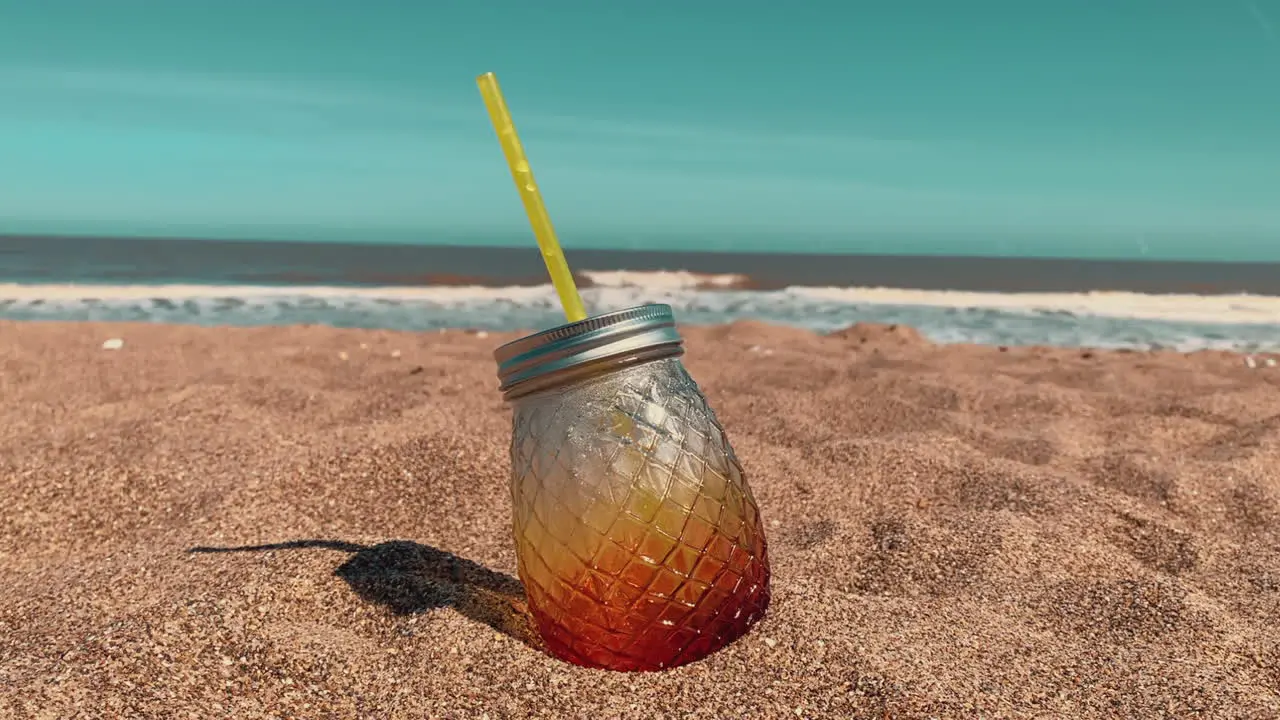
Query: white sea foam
xmin=2 ymin=279 xmax=1278 ymax=325
xmin=0 ymin=282 xmax=556 ymax=302
xmin=581 ymin=270 xmax=750 ymax=290
xmin=2 ymin=278 xmax=1280 ymax=352
xmin=790 ymin=287 xmax=1280 ymax=325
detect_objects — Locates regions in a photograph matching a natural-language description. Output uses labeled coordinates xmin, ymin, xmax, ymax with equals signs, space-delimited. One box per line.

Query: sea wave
xmin=2 ymin=277 xmax=1279 ymax=352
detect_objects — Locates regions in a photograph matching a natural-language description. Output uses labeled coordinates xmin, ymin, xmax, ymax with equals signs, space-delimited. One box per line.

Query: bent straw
xmin=476 ymin=72 xmax=587 ymax=323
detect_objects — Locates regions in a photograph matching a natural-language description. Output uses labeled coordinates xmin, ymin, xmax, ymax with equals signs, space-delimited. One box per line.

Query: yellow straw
xmin=476 ymin=72 xmax=587 ymax=323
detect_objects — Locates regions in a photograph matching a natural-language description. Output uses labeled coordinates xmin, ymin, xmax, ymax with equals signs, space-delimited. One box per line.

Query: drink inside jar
xmin=516 ymin=441 xmax=769 ymax=671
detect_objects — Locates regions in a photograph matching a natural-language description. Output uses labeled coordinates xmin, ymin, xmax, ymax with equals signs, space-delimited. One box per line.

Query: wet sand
xmin=2 ymin=319 xmax=1279 ymax=718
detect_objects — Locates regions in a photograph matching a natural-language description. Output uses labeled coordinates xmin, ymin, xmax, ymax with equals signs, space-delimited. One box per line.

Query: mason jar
xmin=493 ymin=304 xmax=770 ymax=672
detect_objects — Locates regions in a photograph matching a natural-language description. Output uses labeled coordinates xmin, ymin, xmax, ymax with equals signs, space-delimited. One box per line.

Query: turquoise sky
xmin=1 ymin=0 xmax=1278 ymax=259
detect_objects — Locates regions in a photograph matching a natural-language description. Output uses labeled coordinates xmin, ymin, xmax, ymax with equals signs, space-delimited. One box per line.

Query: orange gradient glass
xmin=494 ymin=304 xmax=770 ymax=671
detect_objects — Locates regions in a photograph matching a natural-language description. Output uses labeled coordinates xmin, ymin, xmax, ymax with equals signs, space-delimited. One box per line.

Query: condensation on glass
xmin=494 ymin=304 xmax=770 ymax=672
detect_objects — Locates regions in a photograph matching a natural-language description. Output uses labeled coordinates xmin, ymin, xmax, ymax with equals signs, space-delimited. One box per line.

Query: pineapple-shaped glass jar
xmin=493 ymin=304 xmax=770 ymax=671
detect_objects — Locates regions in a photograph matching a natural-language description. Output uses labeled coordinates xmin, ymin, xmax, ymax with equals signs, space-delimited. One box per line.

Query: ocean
xmin=3 ymin=235 xmax=1280 ymax=352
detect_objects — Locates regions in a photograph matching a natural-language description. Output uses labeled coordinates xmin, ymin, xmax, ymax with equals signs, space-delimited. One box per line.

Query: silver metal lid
xmin=494 ymin=304 xmax=684 ymax=395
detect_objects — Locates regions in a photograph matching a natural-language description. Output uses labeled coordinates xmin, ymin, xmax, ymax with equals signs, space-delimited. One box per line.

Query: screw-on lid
xmin=494 ymin=304 xmax=684 ymax=395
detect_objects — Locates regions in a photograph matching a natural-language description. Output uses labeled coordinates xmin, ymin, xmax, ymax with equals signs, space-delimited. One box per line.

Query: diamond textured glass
xmin=494 ymin=305 xmax=770 ymax=671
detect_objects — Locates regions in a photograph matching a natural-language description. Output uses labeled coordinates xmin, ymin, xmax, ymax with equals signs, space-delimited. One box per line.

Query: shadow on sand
xmin=188 ymin=539 xmax=538 ymax=649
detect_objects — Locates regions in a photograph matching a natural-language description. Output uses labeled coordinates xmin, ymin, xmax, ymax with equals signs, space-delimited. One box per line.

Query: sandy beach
xmin=2 ymin=318 xmax=1279 ymax=718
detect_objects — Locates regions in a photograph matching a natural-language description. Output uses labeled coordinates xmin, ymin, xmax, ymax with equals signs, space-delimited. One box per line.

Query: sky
xmin=0 ymin=0 xmax=1278 ymax=259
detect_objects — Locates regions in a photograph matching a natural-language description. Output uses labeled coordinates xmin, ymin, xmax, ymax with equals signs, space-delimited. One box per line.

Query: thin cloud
xmin=0 ymin=64 xmax=915 ymax=156
xmin=0 ymin=64 xmax=481 ymax=143
xmin=0 ymin=65 xmax=393 ymax=108
xmin=1244 ymin=0 xmax=1279 ymax=44
xmin=522 ymin=112 xmax=921 ymax=154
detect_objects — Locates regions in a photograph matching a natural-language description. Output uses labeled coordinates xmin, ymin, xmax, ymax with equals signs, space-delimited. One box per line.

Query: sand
xmin=2 ymin=319 xmax=1279 ymax=719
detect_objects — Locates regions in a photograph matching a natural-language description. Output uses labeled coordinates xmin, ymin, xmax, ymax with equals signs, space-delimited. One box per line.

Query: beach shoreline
xmin=6 ymin=279 xmax=1280 ymax=326
xmin=5 ymin=283 xmax=1280 ymax=354
xmin=3 ymin=319 xmax=1279 ymax=718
